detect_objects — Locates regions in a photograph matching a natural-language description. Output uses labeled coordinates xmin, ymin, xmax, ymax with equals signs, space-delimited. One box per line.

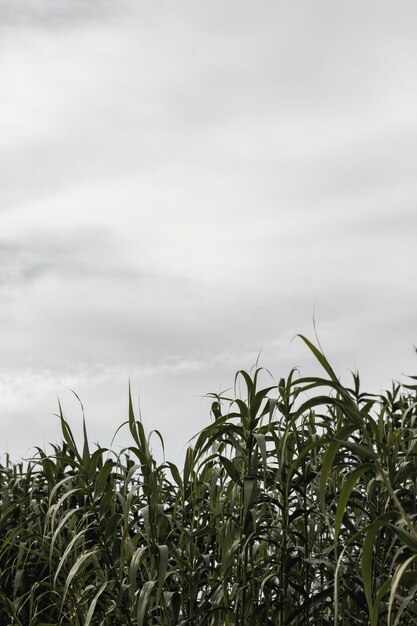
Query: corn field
xmin=1 ymin=336 xmax=417 ymax=625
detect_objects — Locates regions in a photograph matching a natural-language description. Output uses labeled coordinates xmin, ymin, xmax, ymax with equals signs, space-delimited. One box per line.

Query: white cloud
xmin=0 ymin=0 xmax=416 ymax=462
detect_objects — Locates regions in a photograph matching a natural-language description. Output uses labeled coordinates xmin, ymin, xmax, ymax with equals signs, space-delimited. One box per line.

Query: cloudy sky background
xmin=1 ymin=0 xmax=416 ymax=463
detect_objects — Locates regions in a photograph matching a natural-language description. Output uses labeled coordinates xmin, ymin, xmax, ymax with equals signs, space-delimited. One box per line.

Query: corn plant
xmin=1 ymin=336 xmax=417 ymax=624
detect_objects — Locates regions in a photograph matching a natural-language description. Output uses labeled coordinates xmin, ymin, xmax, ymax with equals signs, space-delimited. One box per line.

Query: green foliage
xmin=1 ymin=337 xmax=417 ymax=624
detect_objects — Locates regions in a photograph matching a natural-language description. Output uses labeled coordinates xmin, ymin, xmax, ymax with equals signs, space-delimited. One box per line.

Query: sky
xmin=1 ymin=0 xmax=416 ymax=464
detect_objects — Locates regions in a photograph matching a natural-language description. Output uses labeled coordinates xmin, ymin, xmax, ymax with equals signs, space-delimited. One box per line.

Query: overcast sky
xmin=1 ymin=0 xmax=416 ymax=463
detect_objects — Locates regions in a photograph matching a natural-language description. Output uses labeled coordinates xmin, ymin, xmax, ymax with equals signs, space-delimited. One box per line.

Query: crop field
xmin=1 ymin=336 xmax=417 ymax=625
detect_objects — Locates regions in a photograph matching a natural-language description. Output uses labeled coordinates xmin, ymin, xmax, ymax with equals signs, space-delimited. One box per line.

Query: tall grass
xmin=1 ymin=336 xmax=417 ymax=624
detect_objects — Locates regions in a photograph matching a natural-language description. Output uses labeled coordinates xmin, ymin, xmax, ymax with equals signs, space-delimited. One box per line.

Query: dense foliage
xmin=1 ymin=336 xmax=417 ymax=625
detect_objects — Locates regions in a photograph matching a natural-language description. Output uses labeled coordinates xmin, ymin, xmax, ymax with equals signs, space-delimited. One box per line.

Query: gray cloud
xmin=0 ymin=0 xmax=416 ymax=462
xmin=0 ymin=0 xmax=123 ymax=28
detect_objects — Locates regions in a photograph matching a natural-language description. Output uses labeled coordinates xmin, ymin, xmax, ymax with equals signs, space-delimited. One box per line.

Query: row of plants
xmin=1 ymin=336 xmax=417 ymax=624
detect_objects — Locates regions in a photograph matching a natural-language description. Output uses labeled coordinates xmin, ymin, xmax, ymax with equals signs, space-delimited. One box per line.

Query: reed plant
xmin=1 ymin=336 xmax=417 ymax=624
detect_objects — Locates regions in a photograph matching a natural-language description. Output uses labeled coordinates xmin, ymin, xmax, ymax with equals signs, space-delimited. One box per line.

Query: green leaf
xmin=297 ymin=335 xmax=339 ymax=383
xmin=166 ymin=462 xmax=183 ymax=489
xmin=94 ymin=460 xmax=114 ymax=500
xmin=390 ymin=524 xmax=417 ymax=552
xmin=361 ymin=514 xmax=397 ymax=616
xmin=388 ymin=555 xmax=417 ymax=625
xmin=369 ymin=577 xmax=392 ymax=626
xmin=219 ymin=455 xmax=241 ymax=483
xmin=137 ymin=580 xmax=156 ymax=626
xmin=334 ymin=464 xmax=374 ymax=544
xmin=85 ymin=581 xmax=109 ymax=626
xmin=61 ymin=549 xmax=99 ymax=609
xmin=156 ymin=544 xmax=168 ymax=605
